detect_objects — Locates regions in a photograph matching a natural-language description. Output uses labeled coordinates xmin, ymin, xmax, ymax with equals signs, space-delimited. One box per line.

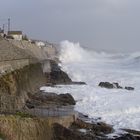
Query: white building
xmin=8 ymin=31 xmax=23 ymax=41
xmin=35 ymin=41 xmax=45 ymax=47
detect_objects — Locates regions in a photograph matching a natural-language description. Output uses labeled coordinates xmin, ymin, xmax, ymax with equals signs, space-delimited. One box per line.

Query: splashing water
xmin=41 ymin=40 xmax=140 ymax=131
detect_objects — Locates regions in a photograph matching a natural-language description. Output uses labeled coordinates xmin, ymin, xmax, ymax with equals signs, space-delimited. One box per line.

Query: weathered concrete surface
xmin=0 ymin=59 xmax=29 ymax=74
xmin=0 ymin=37 xmax=30 ymax=61
xmin=0 ymin=114 xmax=76 ymax=140
xmin=9 ymin=39 xmax=57 ymax=61
xmin=0 ymin=37 xmax=39 ymax=74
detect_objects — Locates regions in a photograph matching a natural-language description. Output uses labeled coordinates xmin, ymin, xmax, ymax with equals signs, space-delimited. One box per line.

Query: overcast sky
xmin=1 ymin=0 xmax=140 ymax=52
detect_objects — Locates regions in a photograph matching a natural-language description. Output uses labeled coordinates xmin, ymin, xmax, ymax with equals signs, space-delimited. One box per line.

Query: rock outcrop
xmin=98 ymin=82 xmax=134 ymax=91
xmin=125 ymin=87 xmax=135 ymax=91
xmin=26 ymin=92 xmax=76 ymax=109
xmin=98 ymin=82 xmax=122 ymax=89
xmin=52 ymin=115 xmax=140 ymax=140
xmin=52 ymin=123 xmax=95 ymax=140
xmin=71 ymin=118 xmax=113 ymax=135
xmin=45 ymin=60 xmax=72 ymax=84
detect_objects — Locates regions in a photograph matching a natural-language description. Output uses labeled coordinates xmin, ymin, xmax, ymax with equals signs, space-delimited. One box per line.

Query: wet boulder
xmin=59 ymin=93 xmax=76 ymax=105
xmin=98 ymin=82 xmax=134 ymax=91
xmin=71 ymin=119 xmax=114 ymax=135
xmin=98 ymin=82 xmax=114 ymax=89
xmin=98 ymin=82 xmax=123 ymax=89
xmin=26 ymin=92 xmax=76 ymax=108
xmin=52 ymin=123 xmax=95 ymax=140
xmin=125 ymin=87 xmax=135 ymax=91
xmin=72 ymin=82 xmax=86 ymax=85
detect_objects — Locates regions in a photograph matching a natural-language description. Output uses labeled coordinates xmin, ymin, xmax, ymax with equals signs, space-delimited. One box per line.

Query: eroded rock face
xmin=0 ymin=63 xmax=46 ymax=111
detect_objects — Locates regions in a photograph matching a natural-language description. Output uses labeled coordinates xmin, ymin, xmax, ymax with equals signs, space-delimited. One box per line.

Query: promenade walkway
xmin=0 ymin=94 xmax=77 ymax=118
xmin=26 ymin=105 xmax=77 ymax=117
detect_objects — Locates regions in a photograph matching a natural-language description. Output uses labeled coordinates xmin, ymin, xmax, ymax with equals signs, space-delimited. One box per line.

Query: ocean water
xmin=41 ymin=40 xmax=140 ymax=131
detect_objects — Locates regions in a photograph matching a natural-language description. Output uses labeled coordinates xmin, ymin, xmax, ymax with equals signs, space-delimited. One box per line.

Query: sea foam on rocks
xmin=41 ymin=40 xmax=140 ymax=132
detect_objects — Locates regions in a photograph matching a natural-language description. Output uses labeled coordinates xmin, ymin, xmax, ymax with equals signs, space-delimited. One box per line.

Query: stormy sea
xmin=41 ymin=40 xmax=140 ymax=133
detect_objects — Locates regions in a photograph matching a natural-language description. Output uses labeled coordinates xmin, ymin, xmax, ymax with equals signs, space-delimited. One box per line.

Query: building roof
xmin=8 ymin=31 xmax=22 ymax=35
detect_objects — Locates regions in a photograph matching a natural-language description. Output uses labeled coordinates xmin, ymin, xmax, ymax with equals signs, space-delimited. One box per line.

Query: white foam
xmin=41 ymin=41 xmax=140 ymax=131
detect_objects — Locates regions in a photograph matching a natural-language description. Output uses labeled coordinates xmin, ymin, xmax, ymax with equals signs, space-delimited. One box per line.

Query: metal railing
xmin=0 ymin=95 xmax=76 ymax=117
xmin=25 ymin=105 xmax=76 ymax=117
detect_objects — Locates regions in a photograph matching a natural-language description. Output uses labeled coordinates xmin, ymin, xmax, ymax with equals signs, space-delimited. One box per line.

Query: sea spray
xmin=59 ymin=40 xmax=92 ymax=63
xmin=42 ymin=40 xmax=140 ymax=131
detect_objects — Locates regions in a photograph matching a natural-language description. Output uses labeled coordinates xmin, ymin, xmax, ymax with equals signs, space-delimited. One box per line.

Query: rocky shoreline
xmin=36 ymin=89 xmax=140 ymax=140
xmin=27 ymin=88 xmax=140 ymax=140
xmin=0 ymin=36 xmax=139 ymax=140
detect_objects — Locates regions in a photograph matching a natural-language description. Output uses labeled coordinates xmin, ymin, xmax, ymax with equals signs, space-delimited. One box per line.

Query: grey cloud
xmin=0 ymin=0 xmax=140 ymax=52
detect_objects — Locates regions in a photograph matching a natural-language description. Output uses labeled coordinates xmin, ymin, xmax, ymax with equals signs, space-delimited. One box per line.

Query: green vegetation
xmin=0 ymin=132 xmax=6 ymax=140
xmin=15 ymin=111 xmax=34 ymax=118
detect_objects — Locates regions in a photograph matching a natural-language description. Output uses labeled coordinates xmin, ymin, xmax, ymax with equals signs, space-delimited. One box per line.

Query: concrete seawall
xmin=0 ymin=38 xmax=56 ymax=75
xmin=0 ymin=59 xmax=29 ymax=74
xmin=9 ymin=40 xmax=57 ymax=61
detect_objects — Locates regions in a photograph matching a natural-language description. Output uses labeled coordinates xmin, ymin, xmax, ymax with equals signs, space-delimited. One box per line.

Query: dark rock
xmin=111 ymin=134 xmax=140 ymax=140
xmin=26 ymin=92 xmax=76 ymax=108
xmin=71 ymin=119 xmax=114 ymax=135
xmin=45 ymin=83 xmax=55 ymax=87
xmin=59 ymin=93 xmax=76 ymax=105
xmin=99 ymin=82 xmax=122 ymax=89
xmin=26 ymin=100 xmax=35 ymax=109
xmin=45 ymin=60 xmax=86 ymax=85
xmin=52 ymin=123 xmax=96 ymax=140
xmin=93 ymin=122 xmax=113 ymax=135
xmin=123 ymin=129 xmax=140 ymax=137
xmin=52 ymin=121 xmax=140 ymax=140
xmin=113 ymin=83 xmax=123 ymax=89
xmin=125 ymin=87 xmax=135 ymax=91
xmin=99 ymin=82 xmax=134 ymax=91
xmin=72 ymin=82 xmax=87 ymax=85
xmin=98 ymin=82 xmax=114 ymax=89
xmin=45 ymin=60 xmax=72 ymax=85
xmin=49 ymin=70 xmax=72 ymax=84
